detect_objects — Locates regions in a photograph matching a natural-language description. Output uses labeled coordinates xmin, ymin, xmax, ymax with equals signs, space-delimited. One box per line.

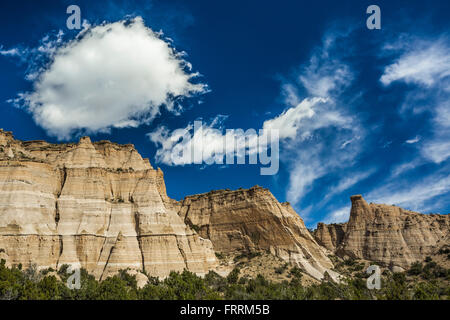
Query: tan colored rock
xmin=314 ymin=222 xmax=346 ymax=252
xmin=315 ymin=195 xmax=450 ymax=268
xmin=177 ymin=186 xmax=339 ymax=281
xmin=0 ymin=130 xmax=217 ymax=279
xmin=125 ymin=269 xmax=149 ymax=289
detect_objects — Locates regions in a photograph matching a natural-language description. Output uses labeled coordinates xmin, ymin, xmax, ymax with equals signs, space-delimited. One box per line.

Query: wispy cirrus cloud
xmin=366 ymin=168 xmax=450 ymax=212
xmin=381 ymin=35 xmax=450 ymax=165
xmin=381 ymin=38 xmax=450 ymax=87
xmin=323 ymin=206 xmax=351 ymax=224
xmin=278 ymin=30 xmax=364 ymax=213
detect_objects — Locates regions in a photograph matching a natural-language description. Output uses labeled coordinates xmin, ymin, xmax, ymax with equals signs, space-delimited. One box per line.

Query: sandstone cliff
xmin=8 ymin=129 xmax=448 ymax=281
xmin=314 ymin=222 xmax=346 ymax=252
xmin=0 ymin=130 xmax=217 ymax=279
xmin=177 ymin=187 xmax=338 ymax=280
xmin=314 ymin=195 xmax=450 ymax=268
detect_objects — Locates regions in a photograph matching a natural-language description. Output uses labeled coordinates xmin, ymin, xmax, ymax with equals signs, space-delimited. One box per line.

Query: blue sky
xmin=1 ymin=0 xmax=449 ymax=227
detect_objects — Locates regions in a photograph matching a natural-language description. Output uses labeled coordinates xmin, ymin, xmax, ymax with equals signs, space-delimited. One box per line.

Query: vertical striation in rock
xmin=0 ymin=129 xmax=217 ymax=279
xmin=315 ymin=195 xmax=450 ymax=268
xmin=314 ymin=222 xmax=346 ymax=252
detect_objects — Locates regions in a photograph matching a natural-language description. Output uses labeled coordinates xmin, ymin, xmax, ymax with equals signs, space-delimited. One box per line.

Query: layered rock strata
xmin=0 ymin=130 xmax=217 ymax=279
xmin=314 ymin=195 xmax=450 ymax=268
xmin=314 ymin=223 xmax=346 ymax=252
xmin=177 ymin=187 xmax=338 ymax=280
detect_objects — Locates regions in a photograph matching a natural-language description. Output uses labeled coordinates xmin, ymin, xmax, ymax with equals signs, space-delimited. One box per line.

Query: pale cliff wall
xmin=0 ymin=130 xmax=217 ymax=279
xmin=315 ymin=195 xmax=450 ymax=268
xmin=177 ymin=187 xmax=338 ymax=281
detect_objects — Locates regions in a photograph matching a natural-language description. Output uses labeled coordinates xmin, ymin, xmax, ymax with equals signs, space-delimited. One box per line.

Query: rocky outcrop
xmin=177 ymin=187 xmax=338 ymax=281
xmin=314 ymin=223 xmax=346 ymax=252
xmin=315 ymin=195 xmax=450 ymax=268
xmin=0 ymin=129 xmax=217 ymax=279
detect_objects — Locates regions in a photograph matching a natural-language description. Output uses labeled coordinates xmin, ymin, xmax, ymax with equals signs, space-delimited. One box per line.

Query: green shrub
xmin=290 ymin=267 xmax=303 ymax=279
xmin=408 ymin=262 xmax=423 ymax=276
xmin=275 ymin=264 xmax=288 ymax=274
xmin=226 ymin=268 xmax=240 ymax=284
xmin=215 ymin=252 xmax=225 ymax=260
xmin=0 ymin=259 xmax=447 ymax=300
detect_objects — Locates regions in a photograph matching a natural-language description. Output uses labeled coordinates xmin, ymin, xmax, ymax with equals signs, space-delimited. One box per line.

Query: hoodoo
xmin=314 ymin=195 xmax=450 ymax=268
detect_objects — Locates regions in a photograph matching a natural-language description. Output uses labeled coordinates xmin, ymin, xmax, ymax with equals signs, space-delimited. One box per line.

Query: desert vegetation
xmin=1 ymin=258 xmax=448 ymax=300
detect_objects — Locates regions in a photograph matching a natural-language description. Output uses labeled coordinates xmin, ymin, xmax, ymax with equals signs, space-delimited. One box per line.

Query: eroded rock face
xmin=178 ymin=187 xmax=338 ymax=280
xmin=315 ymin=195 xmax=450 ymax=268
xmin=314 ymin=223 xmax=346 ymax=252
xmin=0 ymin=130 xmax=217 ymax=279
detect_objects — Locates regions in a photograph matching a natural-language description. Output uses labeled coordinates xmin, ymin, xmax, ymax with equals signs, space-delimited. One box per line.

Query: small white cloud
xmin=340 ymin=136 xmax=360 ymax=149
xmin=0 ymin=47 xmax=20 ymax=56
xmin=7 ymin=17 xmax=206 ymax=140
xmin=405 ymin=136 xmax=420 ymax=144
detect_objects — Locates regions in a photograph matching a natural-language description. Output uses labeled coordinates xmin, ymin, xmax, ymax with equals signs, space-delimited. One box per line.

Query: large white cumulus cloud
xmin=9 ymin=17 xmax=206 ymax=140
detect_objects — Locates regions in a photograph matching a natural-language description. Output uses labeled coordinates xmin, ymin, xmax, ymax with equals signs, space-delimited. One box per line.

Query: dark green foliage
xmin=289 ymin=267 xmax=303 ymax=279
xmin=0 ymin=259 xmax=448 ymax=300
xmin=226 ymin=267 xmax=240 ymax=284
xmin=190 ymin=224 xmax=201 ymax=233
xmin=96 ymin=275 xmax=137 ymax=300
xmin=233 ymin=251 xmax=262 ymax=262
xmin=214 ymin=252 xmax=224 ymax=260
xmin=139 ymin=270 xmax=221 ymax=300
xmin=274 ymin=264 xmax=288 ymax=274
xmin=412 ymin=281 xmax=440 ymax=300
xmin=377 ymin=273 xmax=410 ymax=300
xmin=408 ymin=262 xmax=423 ymax=276
xmin=343 ymin=258 xmax=356 ymax=266
xmin=408 ymin=260 xmax=447 ymax=280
